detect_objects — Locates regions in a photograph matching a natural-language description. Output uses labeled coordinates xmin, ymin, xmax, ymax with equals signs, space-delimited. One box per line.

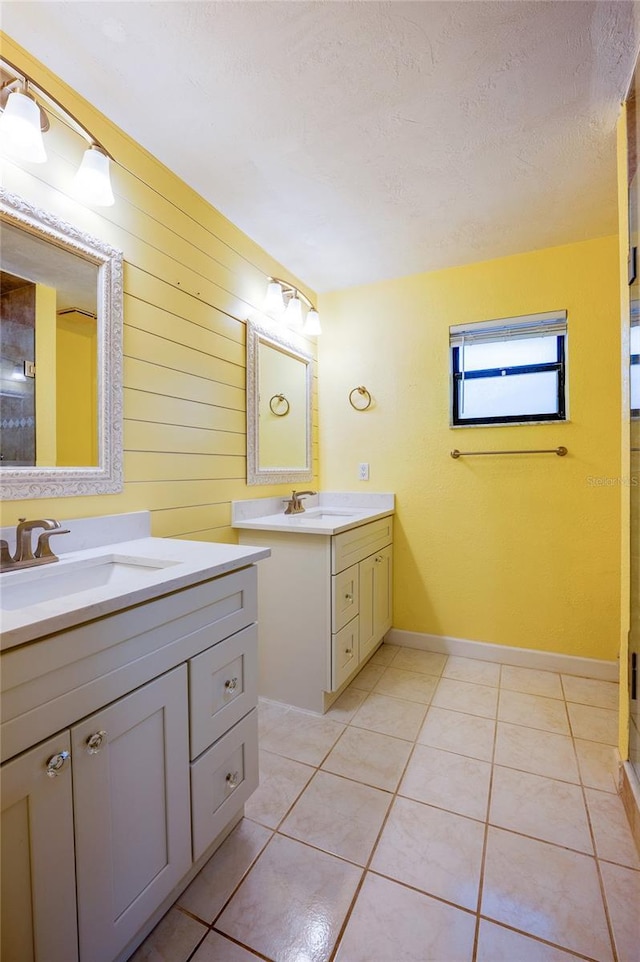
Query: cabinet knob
xmin=344 ymin=593 xmax=353 ymax=601
xmin=226 ymin=770 xmax=240 ymax=789
xmin=345 ymin=648 xmax=353 ymax=656
xmin=375 ymin=555 xmax=383 ymax=563
xmin=45 ymin=751 xmax=70 ymax=777
xmin=224 ymin=677 xmax=239 ymax=693
xmin=86 ymin=730 xmax=107 ymax=755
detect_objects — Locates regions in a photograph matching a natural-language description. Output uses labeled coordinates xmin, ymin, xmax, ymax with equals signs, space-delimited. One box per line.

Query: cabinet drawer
xmin=331 ymin=618 xmax=359 ymax=691
xmin=189 ymin=625 xmax=258 ymax=760
xmin=332 ymin=517 xmax=393 ymax=573
xmin=190 ymin=709 xmax=258 ymax=861
xmin=332 ymin=564 xmax=359 ymax=632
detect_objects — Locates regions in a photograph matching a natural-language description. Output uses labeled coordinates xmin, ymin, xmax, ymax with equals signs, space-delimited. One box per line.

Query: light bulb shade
xmin=303 ymin=309 xmax=322 ymax=335
xmin=263 ymin=281 xmax=285 ymax=317
xmin=73 ymin=146 xmax=115 ymax=207
xmin=0 ymin=90 xmax=47 ymax=163
xmin=284 ymin=294 xmax=303 ymax=328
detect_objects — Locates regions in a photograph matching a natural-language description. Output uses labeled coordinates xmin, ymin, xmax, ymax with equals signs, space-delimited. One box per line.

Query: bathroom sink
xmin=295 ymin=509 xmax=359 ymax=520
xmin=0 ymin=554 xmax=180 ymax=610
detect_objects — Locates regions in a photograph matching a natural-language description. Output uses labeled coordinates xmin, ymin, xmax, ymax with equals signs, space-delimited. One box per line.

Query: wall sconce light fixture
xmin=262 ymin=277 xmax=321 ymax=335
xmin=0 ymin=59 xmax=115 ymax=207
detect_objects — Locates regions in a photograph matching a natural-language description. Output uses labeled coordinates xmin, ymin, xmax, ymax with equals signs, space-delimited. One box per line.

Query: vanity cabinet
xmin=238 ymin=515 xmax=393 ymax=712
xmin=0 ymin=564 xmax=260 ymax=962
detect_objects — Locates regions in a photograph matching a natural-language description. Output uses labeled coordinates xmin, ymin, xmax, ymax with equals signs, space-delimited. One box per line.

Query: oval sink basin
xmin=0 ymin=554 xmax=180 ymax=610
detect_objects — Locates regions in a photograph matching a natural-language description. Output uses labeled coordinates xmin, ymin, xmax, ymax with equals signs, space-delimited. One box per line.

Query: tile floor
xmin=130 ymin=646 xmax=639 ymax=962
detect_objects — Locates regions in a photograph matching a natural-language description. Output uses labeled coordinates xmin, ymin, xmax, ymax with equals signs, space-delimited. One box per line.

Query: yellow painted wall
xmin=319 ymin=236 xmax=621 ymax=660
xmin=34 ymin=283 xmax=57 ymax=466
xmin=0 ymin=34 xmax=318 ymax=539
xmin=56 ymin=311 xmax=98 ymax=467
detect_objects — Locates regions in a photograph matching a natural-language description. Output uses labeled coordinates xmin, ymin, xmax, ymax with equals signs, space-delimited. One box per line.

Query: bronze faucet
xmin=0 ymin=518 xmax=70 ymax=572
xmin=283 ymin=491 xmax=317 ymax=515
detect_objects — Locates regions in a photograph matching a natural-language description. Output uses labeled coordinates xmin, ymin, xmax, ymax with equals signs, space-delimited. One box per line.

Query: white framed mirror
xmin=246 ymin=320 xmax=313 ymax=485
xmin=0 ymin=188 xmax=123 ymax=499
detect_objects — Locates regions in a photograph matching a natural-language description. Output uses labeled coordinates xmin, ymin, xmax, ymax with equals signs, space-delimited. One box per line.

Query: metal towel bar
xmin=451 ymin=446 xmax=568 ymax=459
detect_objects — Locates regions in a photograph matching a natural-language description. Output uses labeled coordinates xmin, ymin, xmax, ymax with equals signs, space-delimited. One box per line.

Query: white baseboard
xmin=386 ymin=628 xmax=618 ymax=682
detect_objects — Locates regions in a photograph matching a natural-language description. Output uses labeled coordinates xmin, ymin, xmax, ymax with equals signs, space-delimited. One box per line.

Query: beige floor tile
xmin=370 ymin=795 xmax=484 ymax=909
xmin=482 ymin=827 xmax=613 ymax=961
xmin=351 ymin=692 xmax=427 ymax=740
xmin=417 ymin=707 xmax=495 ymax=761
xmin=322 ymin=726 xmax=413 ymax=791
xmin=498 ymin=689 xmax=569 ymax=735
xmin=568 ymin=703 xmax=618 ymax=746
xmin=390 ymin=648 xmax=447 ymax=676
xmin=178 ymin=819 xmax=271 ymax=923
xmin=243 ymin=750 xmax=314 ymax=829
xmin=494 ymin=723 xmax=580 ymax=782
xmin=599 ymin=860 xmax=640 ymax=962
xmin=575 ymin=739 xmax=619 ymax=793
xmin=561 ymin=675 xmax=619 ymax=710
xmin=128 ymin=908 xmax=207 ymax=962
xmin=476 ymin=920 xmax=585 ymax=961
xmin=258 ymin=708 xmax=345 ymax=765
xmin=216 ymin=834 xmax=362 ymax=962
xmin=501 ymin=665 xmax=563 ymax=699
xmin=280 ymin=770 xmax=392 ymax=865
xmin=334 ymin=872 xmax=476 ymax=962
xmin=369 ymin=643 xmax=399 ymax=666
xmin=585 ymin=788 xmax=640 ymax=869
xmin=192 ymin=930 xmax=263 ymax=961
xmin=349 ymin=662 xmax=387 ymax=691
xmin=372 ymin=666 xmax=438 ymax=704
xmin=325 ymin=687 xmax=369 ymax=723
xmin=431 ymin=677 xmax=499 ymax=718
xmin=443 ymin=655 xmax=501 ymax=686
xmin=400 ymin=744 xmax=491 ymax=821
xmin=257 ymin=698 xmax=291 ymax=737
xmin=490 ymin=766 xmax=592 ymax=853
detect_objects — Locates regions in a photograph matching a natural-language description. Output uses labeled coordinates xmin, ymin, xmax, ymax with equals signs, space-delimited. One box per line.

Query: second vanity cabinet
xmin=0 ymin=563 xmax=260 ymax=962
xmin=238 ymin=515 xmax=393 ymax=713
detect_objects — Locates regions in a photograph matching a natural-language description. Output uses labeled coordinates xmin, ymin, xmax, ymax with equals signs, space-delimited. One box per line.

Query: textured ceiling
xmin=2 ymin=1 xmax=639 ymax=292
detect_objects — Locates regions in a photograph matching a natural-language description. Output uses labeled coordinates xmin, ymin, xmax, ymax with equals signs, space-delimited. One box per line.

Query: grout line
xmin=472 ymin=678 xmax=500 ymax=962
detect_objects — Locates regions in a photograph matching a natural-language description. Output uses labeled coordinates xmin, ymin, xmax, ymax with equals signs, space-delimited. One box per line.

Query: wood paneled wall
xmin=0 ymin=34 xmax=318 ymax=541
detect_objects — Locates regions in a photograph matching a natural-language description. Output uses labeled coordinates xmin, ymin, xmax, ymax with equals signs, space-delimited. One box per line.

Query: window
xmin=450 ymin=311 xmax=567 ymax=426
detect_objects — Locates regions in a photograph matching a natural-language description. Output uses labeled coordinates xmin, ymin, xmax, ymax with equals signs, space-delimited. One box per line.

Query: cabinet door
xmin=72 ymin=666 xmax=191 ymax=962
xmin=1 ymin=732 xmax=78 ymax=962
xmin=332 ymin=564 xmax=359 ymax=633
xmin=359 ymin=545 xmax=393 ymax=662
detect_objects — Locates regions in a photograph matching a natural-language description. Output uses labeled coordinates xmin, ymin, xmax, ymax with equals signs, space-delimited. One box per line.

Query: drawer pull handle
xmin=226 ymin=770 xmax=240 ymax=789
xmin=46 ymin=751 xmax=70 ymax=777
xmin=345 ymin=648 xmax=353 ymax=655
xmin=86 ymin=731 xmax=107 ymax=755
xmin=225 ymin=677 xmax=239 ymax=693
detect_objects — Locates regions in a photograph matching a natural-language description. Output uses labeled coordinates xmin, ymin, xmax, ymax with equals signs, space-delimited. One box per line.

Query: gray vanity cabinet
xmin=73 ymin=667 xmax=191 ymax=962
xmin=0 ymin=732 xmax=79 ymax=962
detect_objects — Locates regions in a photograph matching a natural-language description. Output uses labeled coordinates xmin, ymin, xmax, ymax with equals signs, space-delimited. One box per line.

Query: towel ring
xmin=349 ymin=386 xmax=372 ymax=411
xmin=269 ymin=394 xmax=290 ymax=416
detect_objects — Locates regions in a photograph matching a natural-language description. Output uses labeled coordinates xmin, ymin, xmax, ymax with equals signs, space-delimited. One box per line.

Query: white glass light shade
xmin=0 ymin=90 xmax=47 ymax=163
xmin=73 ymin=146 xmax=115 ymax=207
xmin=284 ymin=294 xmax=303 ymax=329
xmin=303 ymin=309 xmax=322 ymax=335
xmin=263 ymin=281 xmax=285 ymax=317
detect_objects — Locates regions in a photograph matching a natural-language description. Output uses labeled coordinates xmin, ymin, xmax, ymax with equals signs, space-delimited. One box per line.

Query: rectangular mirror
xmin=0 ymin=188 xmax=123 ymax=499
xmin=246 ymin=320 xmax=313 ymax=485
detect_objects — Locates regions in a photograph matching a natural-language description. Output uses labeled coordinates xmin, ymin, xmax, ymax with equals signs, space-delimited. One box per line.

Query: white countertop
xmin=232 ymin=492 xmax=395 ymax=535
xmin=0 ymin=537 xmax=270 ymax=651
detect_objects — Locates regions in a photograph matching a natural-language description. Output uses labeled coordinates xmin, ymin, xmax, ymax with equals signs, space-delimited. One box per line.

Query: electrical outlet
xmin=358 ymin=462 xmax=369 ymax=481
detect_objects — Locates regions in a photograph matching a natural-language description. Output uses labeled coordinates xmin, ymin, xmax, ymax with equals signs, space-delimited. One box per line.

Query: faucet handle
xmin=35 ymin=528 xmax=70 ymax=560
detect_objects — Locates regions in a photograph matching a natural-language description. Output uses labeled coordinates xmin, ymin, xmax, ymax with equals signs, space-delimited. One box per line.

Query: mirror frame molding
xmin=246 ymin=319 xmax=313 ymax=485
xmin=0 ymin=187 xmax=124 ymax=500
